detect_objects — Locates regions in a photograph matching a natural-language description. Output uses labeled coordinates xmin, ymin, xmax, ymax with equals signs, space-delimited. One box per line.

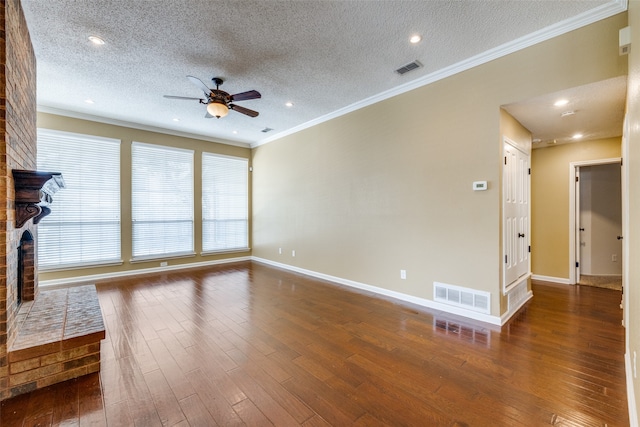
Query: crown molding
xmin=252 ymin=0 xmax=628 ymax=149
xmin=37 ymin=106 xmax=252 ymax=149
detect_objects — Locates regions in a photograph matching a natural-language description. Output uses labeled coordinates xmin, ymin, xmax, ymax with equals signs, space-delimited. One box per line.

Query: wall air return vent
xmin=507 ymin=280 xmax=528 ymax=312
xmin=395 ymin=60 xmax=422 ymax=75
xmin=434 ymin=282 xmax=490 ymax=314
xmin=261 ymin=127 xmax=274 ymax=133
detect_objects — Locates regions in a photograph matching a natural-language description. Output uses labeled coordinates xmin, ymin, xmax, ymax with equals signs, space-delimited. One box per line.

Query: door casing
xmin=568 ymin=158 xmax=621 ymax=285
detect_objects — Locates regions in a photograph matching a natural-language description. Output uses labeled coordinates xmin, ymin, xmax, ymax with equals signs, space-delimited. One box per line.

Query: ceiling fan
xmin=164 ymin=76 xmax=261 ymax=119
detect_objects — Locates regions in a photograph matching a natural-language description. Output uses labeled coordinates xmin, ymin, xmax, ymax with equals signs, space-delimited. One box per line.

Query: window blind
xmin=202 ymin=153 xmax=249 ymax=252
xmin=37 ymin=129 xmax=121 ymax=270
xmin=132 ymin=142 xmax=194 ymax=259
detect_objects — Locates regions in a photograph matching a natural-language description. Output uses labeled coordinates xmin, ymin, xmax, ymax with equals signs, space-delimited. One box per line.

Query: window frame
xmin=131 ymin=141 xmax=195 ymax=261
xmin=201 ymin=152 xmax=250 ymax=254
xmin=36 ymin=128 xmax=122 ymax=271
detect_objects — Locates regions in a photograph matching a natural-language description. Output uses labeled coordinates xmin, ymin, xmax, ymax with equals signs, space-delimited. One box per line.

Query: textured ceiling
xmin=21 ymin=0 xmax=626 ymax=147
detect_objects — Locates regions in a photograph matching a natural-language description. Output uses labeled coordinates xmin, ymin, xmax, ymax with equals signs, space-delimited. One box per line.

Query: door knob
xmin=518 ymin=233 xmax=525 ymax=238
xmin=579 ymin=228 xmax=585 ymax=231
xmin=617 ymin=236 xmax=623 ymax=240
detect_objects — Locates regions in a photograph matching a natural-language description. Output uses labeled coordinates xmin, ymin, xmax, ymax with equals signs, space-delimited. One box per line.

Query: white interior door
xmin=576 ymin=164 xmax=622 ymax=281
xmin=569 ymin=158 xmax=623 ymax=284
xmin=503 ymin=142 xmax=530 ymax=291
xmin=576 ymin=167 xmax=585 ymax=278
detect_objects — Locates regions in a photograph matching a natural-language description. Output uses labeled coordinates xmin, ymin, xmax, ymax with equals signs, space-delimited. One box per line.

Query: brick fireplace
xmin=17 ymin=230 xmax=35 ymax=307
xmin=0 ymin=0 xmax=104 ymax=401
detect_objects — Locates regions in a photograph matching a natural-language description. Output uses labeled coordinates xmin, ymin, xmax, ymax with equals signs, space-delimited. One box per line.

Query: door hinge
xmin=528 ymin=168 xmax=531 ymax=175
xmin=504 ymin=156 xmax=507 ymax=165
xmin=576 ymin=262 xmax=579 ymax=268
xmin=528 ymin=245 xmax=531 ymax=253
xmin=621 ymin=158 xmax=623 ymax=167
xmin=576 ymin=176 xmax=579 ymax=182
xmin=505 ymin=255 xmax=508 ymax=264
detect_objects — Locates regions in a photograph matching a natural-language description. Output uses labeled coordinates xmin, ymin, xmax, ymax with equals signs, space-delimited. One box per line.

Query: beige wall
xmin=252 ymin=14 xmax=628 ymax=317
xmin=36 ymin=113 xmax=251 ymax=282
xmin=531 ymin=138 xmax=621 ymax=280
xmin=625 ymin=0 xmax=640 ymax=421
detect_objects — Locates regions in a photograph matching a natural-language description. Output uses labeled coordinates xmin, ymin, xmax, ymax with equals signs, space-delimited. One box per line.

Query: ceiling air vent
xmin=395 ymin=60 xmax=422 ymax=75
xmin=261 ymin=127 xmax=274 ymax=133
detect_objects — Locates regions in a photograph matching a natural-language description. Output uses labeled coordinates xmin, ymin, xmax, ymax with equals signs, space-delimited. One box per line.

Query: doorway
xmin=570 ymin=159 xmax=622 ymax=288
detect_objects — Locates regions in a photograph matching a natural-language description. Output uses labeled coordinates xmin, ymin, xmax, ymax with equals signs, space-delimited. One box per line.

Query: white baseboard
xmin=531 ymin=274 xmax=572 ymax=285
xmin=627 ymin=352 xmax=639 ymax=427
xmin=252 ymin=257 xmax=504 ymax=326
xmin=39 ymin=256 xmax=252 ymax=288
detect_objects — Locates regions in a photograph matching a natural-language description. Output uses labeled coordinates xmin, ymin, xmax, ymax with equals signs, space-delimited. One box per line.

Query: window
xmin=202 ymin=153 xmax=249 ymax=252
xmin=37 ymin=129 xmax=121 ymax=270
xmin=132 ymin=142 xmax=194 ymax=259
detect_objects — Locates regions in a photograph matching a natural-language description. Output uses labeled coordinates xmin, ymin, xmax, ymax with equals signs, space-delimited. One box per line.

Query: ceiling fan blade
xmin=230 ymin=90 xmax=261 ymax=102
xmin=229 ymin=104 xmax=259 ymax=117
xmin=163 ymin=95 xmax=204 ymax=101
xmin=187 ymin=75 xmax=211 ymax=95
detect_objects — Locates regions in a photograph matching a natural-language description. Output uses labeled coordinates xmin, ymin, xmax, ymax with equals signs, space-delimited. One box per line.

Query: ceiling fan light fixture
xmin=207 ymin=101 xmax=229 ymax=118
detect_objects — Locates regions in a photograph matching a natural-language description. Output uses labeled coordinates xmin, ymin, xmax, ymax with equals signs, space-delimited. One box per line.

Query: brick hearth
xmin=7 ymin=285 xmax=105 ymax=396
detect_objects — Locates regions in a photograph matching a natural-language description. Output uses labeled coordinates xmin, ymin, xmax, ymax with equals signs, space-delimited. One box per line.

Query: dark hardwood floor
xmin=1 ymin=261 xmax=629 ymax=426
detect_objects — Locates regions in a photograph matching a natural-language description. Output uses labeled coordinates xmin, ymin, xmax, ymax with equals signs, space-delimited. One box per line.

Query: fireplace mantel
xmin=12 ymin=170 xmax=65 ymax=228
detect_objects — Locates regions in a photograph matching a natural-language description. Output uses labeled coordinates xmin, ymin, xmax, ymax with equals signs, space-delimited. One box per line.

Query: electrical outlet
xmin=160 ymin=261 xmax=168 ymax=267
xmin=292 ymin=250 xmax=296 ymax=257
xmin=612 ymin=254 xmax=618 ymax=262
xmin=400 ymin=270 xmax=407 ymax=280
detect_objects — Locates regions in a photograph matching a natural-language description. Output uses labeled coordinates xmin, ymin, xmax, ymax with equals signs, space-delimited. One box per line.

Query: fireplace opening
xmin=17 ymin=230 xmax=35 ymax=308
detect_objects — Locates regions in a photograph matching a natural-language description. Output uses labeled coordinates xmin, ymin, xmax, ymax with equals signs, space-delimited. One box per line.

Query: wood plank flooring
xmin=1 ymin=261 xmax=629 ymax=426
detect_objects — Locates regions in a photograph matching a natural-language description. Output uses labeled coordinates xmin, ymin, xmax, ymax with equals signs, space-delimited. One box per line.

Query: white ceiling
xmin=503 ymin=76 xmax=627 ymax=149
xmin=21 ymin=0 xmax=627 ymax=148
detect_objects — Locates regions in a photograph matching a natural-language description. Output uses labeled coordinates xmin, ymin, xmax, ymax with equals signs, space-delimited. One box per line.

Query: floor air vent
xmin=434 ymin=282 xmax=490 ymax=314
xmin=395 ymin=60 xmax=422 ymax=75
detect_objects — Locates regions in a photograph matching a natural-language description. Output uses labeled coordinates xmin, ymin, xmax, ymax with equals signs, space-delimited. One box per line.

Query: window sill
xmin=129 ymin=252 xmax=196 ymax=264
xmin=39 ymin=260 xmax=124 ymax=273
xmin=201 ymin=248 xmax=251 ymax=256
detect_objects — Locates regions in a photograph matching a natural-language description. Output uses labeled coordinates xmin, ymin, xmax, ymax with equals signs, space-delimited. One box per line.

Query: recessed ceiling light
xmin=172 ymin=118 xmax=180 ymax=122
xmin=232 ymin=130 xmax=238 ymax=134
xmin=84 ymin=99 xmax=94 ymax=104
xmin=88 ymin=36 xmax=105 ymax=45
xmin=554 ymin=99 xmax=569 ymax=107
xmin=285 ymin=102 xmax=294 ymax=107
xmin=572 ymin=133 xmax=583 ymax=140
xmin=409 ymin=35 xmax=422 ymax=44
